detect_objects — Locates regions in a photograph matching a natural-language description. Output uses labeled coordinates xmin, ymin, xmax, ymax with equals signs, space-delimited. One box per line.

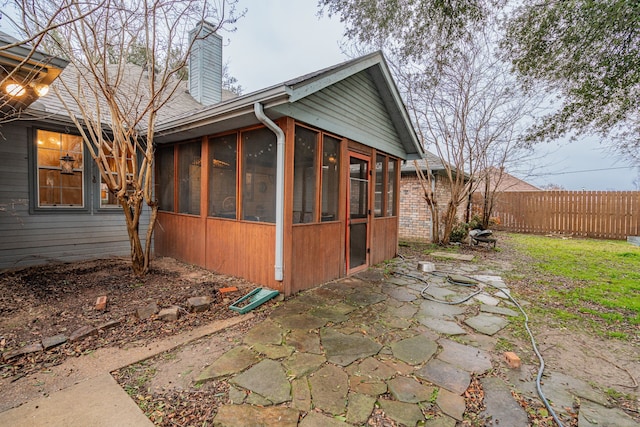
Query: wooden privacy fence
xmin=471 ymin=191 xmax=640 ymax=240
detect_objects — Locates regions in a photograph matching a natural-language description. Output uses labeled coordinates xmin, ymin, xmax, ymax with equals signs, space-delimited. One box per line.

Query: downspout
xmin=254 ymin=102 xmax=285 ymax=282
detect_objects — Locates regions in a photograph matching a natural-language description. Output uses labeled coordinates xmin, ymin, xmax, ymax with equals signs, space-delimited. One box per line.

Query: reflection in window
xmin=156 ymin=145 xmax=174 ymax=212
xmin=321 ymin=135 xmax=340 ymax=222
xmin=209 ymin=134 xmax=237 ymax=219
xmin=36 ymin=129 xmax=84 ymax=207
xmin=374 ymin=154 xmax=384 ymax=217
xmin=293 ymin=126 xmax=317 ymax=224
xmin=387 ymin=158 xmax=397 ymax=216
xmin=100 ymin=144 xmax=134 ymax=208
xmin=178 ymin=141 xmax=201 ymax=215
xmin=242 ymin=128 xmax=276 ymax=222
xmin=349 ymin=157 xmax=368 ymax=219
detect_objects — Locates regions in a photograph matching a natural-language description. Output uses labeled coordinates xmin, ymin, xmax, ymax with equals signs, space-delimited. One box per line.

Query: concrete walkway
xmin=1 ymin=257 xmax=637 ymax=426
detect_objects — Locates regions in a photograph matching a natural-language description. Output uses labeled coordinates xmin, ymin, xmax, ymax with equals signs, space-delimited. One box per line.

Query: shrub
xmin=450 ymin=222 xmax=469 ymax=242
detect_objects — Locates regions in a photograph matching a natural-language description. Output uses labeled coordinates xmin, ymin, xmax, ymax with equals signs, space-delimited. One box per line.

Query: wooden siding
xmin=273 ymin=71 xmax=406 ymax=159
xmin=290 ymin=223 xmax=343 ymax=294
xmin=205 ymin=219 xmax=279 ymax=291
xmin=371 ymin=217 xmax=398 ymax=265
xmin=0 ymin=122 xmax=146 ymax=270
xmin=154 ymin=213 xmax=206 ymax=266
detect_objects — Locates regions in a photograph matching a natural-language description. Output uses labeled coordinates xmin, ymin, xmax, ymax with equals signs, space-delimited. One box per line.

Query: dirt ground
xmin=1 ymin=236 xmax=638 ymax=425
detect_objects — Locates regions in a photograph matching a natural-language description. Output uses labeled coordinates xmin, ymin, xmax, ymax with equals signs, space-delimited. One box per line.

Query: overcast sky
xmin=2 ymin=0 xmax=637 ymax=190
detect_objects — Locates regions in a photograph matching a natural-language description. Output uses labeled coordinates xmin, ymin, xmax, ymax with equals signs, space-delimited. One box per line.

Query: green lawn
xmin=508 ymin=234 xmax=640 ymax=328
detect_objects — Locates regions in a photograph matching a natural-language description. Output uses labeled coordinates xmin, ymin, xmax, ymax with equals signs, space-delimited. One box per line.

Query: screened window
xmin=387 ymin=158 xmax=397 ymax=216
xmin=178 ymin=141 xmax=201 ymax=215
xmin=293 ymin=126 xmax=318 ymax=224
xmin=321 ymin=135 xmax=340 ymax=222
xmin=372 ymin=154 xmax=398 ymax=217
xmin=374 ymin=154 xmax=384 ymax=217
xmin=156 ymin=145 xmax=175 ymax=212
xmin=208 ymin=134 xmax=237 ymax=219
xmin=36 ymin=129 xmax=84 ymax=207
xmin=242 ymin=128 xmax=276 ymax=222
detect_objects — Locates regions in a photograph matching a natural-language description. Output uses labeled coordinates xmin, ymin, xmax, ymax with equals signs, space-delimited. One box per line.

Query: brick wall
xmin=399 ymin=173 xmax=462 ymax=242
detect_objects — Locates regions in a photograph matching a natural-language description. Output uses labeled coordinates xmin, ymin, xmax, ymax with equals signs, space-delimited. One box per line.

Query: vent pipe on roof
xmin=254 ymin=102 xmax=285 ymax=282
xmin=188 ymin=21 xmax=222 ymax=106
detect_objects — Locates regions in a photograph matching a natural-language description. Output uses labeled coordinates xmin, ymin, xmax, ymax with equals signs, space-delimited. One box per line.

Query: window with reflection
xmin=36 ymin=129 xmax=84 ymax=207
xmin=208 ymin=134 xmax=237 ymax=219
xmin=178 ymin=141 xmax=201 ymax=215
xmin=293 ymin=126 xmax=318 ymax=224
xmin=321 ymin=135 xmax=340 ymax=221
xmin=100 ymin=144 xmax=134 ymax=208
xmin=156 ymin=145 xmax=175 ymax=212
xmin=242 ymin=128 xmax=276 ymax=222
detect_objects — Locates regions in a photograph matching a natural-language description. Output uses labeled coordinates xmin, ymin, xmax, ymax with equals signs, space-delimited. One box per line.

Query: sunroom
xmin=153 ymin=51 xmax=423 ymax=296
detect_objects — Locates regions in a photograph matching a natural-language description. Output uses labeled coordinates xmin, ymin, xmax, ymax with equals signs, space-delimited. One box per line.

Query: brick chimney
xmin=189 ymin=21 xmax=222 ymax=106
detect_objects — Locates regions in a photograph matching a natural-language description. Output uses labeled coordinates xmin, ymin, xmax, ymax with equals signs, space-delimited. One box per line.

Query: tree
xmin=318 ymin=0 xmax=502 ymax=65
xmin=17 ymin=0 xmax=244 ymax=275
xmin=324 ymin=1 xmax=537 ymax=244
xmin=502 ymin=0 xmax=640 ymax=154
xmin=396 ymin=30 xmax=537 ymax=243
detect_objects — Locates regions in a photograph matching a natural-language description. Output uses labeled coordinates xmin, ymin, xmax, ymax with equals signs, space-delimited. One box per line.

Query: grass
xmin=509 ymin=234 xmax=640 ymax=327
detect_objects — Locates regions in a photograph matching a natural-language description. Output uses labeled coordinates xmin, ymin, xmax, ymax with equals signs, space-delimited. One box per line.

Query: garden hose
xmin=391 ymin=269 xmax=565 ymax=427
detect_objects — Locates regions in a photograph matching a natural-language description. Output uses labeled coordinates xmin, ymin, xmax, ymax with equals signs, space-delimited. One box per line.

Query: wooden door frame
xmin=346 ymin=151 xmax=371 ymax=274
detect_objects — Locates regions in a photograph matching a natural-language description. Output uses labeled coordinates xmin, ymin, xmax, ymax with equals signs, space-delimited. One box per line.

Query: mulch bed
xmin=0 ymin=257 xmax=256 ymax=380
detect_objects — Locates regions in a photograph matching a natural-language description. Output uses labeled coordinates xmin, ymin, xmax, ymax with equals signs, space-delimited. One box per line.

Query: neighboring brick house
xmin=399 ymin=151 xmax=465 ymax=242
xmin=475 ymin=167 xmax=540 ymax=193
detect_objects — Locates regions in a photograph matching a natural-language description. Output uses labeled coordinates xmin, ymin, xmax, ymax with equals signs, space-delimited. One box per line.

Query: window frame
xmin=30 ymin=127 xmax=90 ymax=214
xmin=372 ymin=153 xmax=399 ymax=218
xmin=292 ymin=123 xmax=342 ymax=226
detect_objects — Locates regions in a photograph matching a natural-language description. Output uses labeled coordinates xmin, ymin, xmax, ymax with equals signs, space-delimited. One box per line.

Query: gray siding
xmin=0 ymin=122 xmax=149 ymax=271
xmin=274 ymin=70 xmax=406 ymax=158
xmin=189 ymin=24 xmax=223 ymax=106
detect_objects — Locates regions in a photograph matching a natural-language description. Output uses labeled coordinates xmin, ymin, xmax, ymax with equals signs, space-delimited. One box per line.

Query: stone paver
xmin=437 ymin=338 xmax=492 ymax=374
xmin=355 ymin=357 xmax=398 ymax=379
xmin=346 ymin=392 xmax=376 ymax=425
xmin=349 ymin=374 xmax=387 ymax=396
xmin=285 ymin=329 xmax=322 ymax=353
xmin=243 ymin=319 xmax=283 ymax=346
xmin=213 ymin=404 xmax=299 ymax=427
xmin=188 ymin=261 xmax=637 ymax=427
xmin=378 ymin=399 xmax=425 ymax=426
xmin=480 ymin=376 xmax=528 ymax=426
xmin=480 ymin=304 xmax=519 ymax=317
xmin=436 ymin=388 xmax=466 ymax=421
xmin=231 ymin=359 xmax=291 ymax=404
xmin=417 ymin=317 xmax=467 ymax=335
xmin=252 ymin=343 xmax=294 ymax=359
xmin=419 ymin=300 xmax=466 ymax=319
xmin=291 ymin=377 xmax=311 ymax=411
xmin=321 ymin=328 xmax=382 ymax=366
xmin=390 ymin=334 xmax=438 ymax=365
xmin=273 ymin=313 xmax=328 ymax=330
xmin=579 ymin=400 xmax=638 ymax=427
xmin=382 ymin=284 xmax=418 ymax=302
xmin=283 ymin=352 xmax=326 ymax=378
xmin=473 ymin=293 xmax=500 ymax=306
xmin=344 ymin=290 xmax=386 ymax=307
xmin=299 ymin=412 xmax=350 ymax=427
xmin=310 ymin=306 xmax=349 ymax=323
xmin=196 ymin=346 xmax=258 ymax=382
xmin=416 ymin=359 xmax=471 ymax=395
xmin=388 ymin=376 xmax=436 ymax=403
xmin=464 ymin=313 xmax=508 ymax=335
xmin=430 ymin=251 xmax=474 ymax=261
xmin=309 ymin=364 xmax=349 ymax=415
